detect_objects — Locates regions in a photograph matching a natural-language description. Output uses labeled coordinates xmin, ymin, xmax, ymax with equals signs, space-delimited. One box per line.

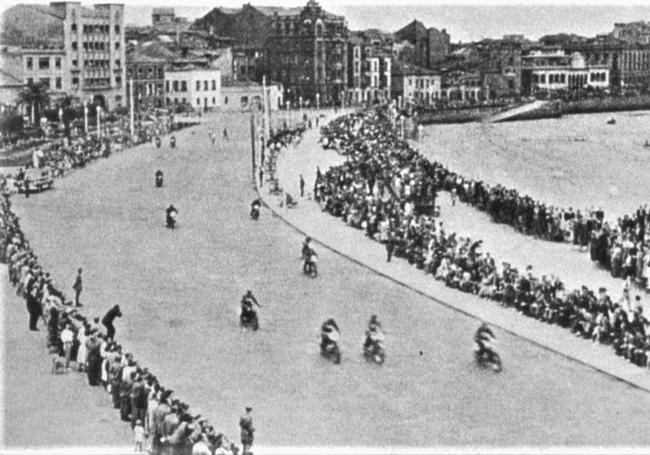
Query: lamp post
xmin=84 ymin=102 xmax=88 ymax=134
xmin=96 ymin=105 xmax=101 ymax=139
xmin=316 ymin=93 xmax=320 ymax=110
xmin=285 ymin=100 xmax=290 ymax=128
xmin=298 ymin=96 xmax=302 ymax=122
xmin=129 ymin=78 xmax=135 ymax=135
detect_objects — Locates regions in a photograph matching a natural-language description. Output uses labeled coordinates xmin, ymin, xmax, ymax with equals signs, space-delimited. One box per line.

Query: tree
xmin=18 ymin=81 xmax=50 ymax=125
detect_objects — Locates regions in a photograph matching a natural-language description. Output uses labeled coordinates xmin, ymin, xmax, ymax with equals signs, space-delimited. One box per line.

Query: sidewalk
xmin=261 ymin=117 xmax=650 ymax=393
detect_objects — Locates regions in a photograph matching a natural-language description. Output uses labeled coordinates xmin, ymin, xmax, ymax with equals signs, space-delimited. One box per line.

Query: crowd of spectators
xmin=320 ymin=107 xmax=650 ymax=292
xmin=0 ymin=130 xmax=242 ymax=454
xmin=6 ymin=117 xmax=176 ymax=188
xmin=314 ymin=108 xmax=650 ymax=369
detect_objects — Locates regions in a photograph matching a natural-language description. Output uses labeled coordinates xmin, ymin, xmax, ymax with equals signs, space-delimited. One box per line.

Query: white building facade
xmin=165 ymin=68 xmax=221 ymax=111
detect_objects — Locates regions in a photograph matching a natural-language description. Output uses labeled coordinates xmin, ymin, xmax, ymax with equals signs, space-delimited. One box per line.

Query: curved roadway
xmin=6 ymin=111 xmax=650 ymax=447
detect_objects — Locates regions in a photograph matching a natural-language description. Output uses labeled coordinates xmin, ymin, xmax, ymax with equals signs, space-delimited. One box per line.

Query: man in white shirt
xmin=60 ymin=324 xmax=75 ymax=368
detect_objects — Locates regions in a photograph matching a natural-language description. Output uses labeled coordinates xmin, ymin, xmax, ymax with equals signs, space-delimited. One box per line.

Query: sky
xmin=2 ymin=1 xmax=650 ymax=43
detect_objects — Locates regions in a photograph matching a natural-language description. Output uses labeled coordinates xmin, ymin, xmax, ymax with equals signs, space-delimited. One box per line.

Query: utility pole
xmin=129 ymin=78 xmax=135 ymax=135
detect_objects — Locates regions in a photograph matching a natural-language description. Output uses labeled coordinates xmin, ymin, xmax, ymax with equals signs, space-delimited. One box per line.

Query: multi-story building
xmin=612 ymin=22 xmax=650 ymax=45
xmin=1 ymin=1 xmax=126 ymax=109
xmin=441 ymin=71 xmax=481 ymax=103
xmin=394 ymin=20 xmax=450 ymax=69
xmin=164 ymin=67 xmax=221 ymax=111
xmin=266 ymin=0 xmax=348 ymax=106
xmin=152 ymin=8 xmax=175 ymax=27
xmin=521 ymin=49 xmax=609 ymax=95
xmin=391 ymin=61 xmax=441 ymax=105
xmin=347 ymin=30 xmax=392 ymax=104
xmin=126 ymin=47 xmax=166 ymax=110
xmin=0 ymin=46 xmax=67 ymax=101
xmin=474 ymin=39 xmax=522 ymax=100
xmin=221 ymin=80 xmax=283 ymax=111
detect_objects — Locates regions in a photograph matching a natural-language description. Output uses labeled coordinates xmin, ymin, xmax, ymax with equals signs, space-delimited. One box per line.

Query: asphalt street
xmin=5 ymin=111 xmax=650 ymax=448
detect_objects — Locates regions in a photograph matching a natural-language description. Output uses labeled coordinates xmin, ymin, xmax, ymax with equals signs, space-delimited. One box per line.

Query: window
xmin=71 ymin=23 xmax=77 ymax=32
xmin=115 ymin=42 xmax=120 ymax=50
xmin=173 ymin=81 xmax=179 ymax=91
xmin=197 ymin=98 xmax=201 ymax=106
xmin=39 ymin=77 xmax=50 ymax=88
xmin=196 ymin=80 xmax=201 ymax=91
xmin=211 ymin=80 xmax=216 ymax=90
xmin=83 ymin=42 xmax=88 ymax=51
xmin=180 ymin=81 xmax=187 ymax=92
xmin=115 ymin=76 xmax=122 ymax=86
xmin=72 ymin=41 xmax=78 ymax=51
xmin=55 ymin=57 xmax=61 ymax=69
xmin=115 ymin=25 xmax=120 ymax=34
xmin=55 ymin=77 xmax=62 ymax=89
xmin=225 ymin=96 xmax=228 ymax=105
xmin=540 ymin=74 xmax=546 ymax=83
xmin=26 ymin=57 xmax=33 ymax=70
xmin=165 ymin=81 xmax=170 ymax=92
xmin=38 ymin=57 xmax=50 ymax=70
xmin=115 ymin=59 xmax=121 ymax=68
xmin=72 ymin=59 xmax=78 ymax=67
xmin=26 ymin=77 xmax=34 ymax=84
xmin=204 ymin=80 xmax=208 ymax=90
xmin=72 ymin=77 xmax=79 ymax=85
xmin=212 ymin=97 xmax=215 ymax=104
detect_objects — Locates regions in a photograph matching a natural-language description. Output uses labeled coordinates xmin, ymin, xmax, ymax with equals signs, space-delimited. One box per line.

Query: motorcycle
xmin=240 ymin=309 xmax=259 ymax=331
xmin=170 ymin=136 xmax=176 ymax=148
xmin=320 ymin=330 xmax=341 ymax=364
xmin=166 ymin=211 xmax=177 ymax=229
xmin=155 ymin=172 xmax=163 ymax=188
xmin=250 ymin=206 xmax=260 ymax=221
xmin=363 ymin=331 xmax=386 ymax=365
xmin=474 ymin=347 xmax=502 ymax=372
xmin=155 ymin=137 xmax=161 ymax=149
xmin=303 ymin=253 xmax=318 ymax=278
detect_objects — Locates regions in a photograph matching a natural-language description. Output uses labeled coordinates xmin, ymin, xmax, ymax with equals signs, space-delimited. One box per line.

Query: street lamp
xmin=84 ymin=102 xmax=88 ymax=134
xmin=96 ymin=105 xmax=102 ymax=139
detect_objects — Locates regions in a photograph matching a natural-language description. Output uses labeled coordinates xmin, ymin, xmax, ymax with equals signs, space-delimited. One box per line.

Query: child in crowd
xmin=134 ymin=419 xmax=146 ymax=453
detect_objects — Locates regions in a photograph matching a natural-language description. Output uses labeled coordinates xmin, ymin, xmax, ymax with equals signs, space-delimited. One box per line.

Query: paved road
xmin=5 ymin=111 xmax=650 ymax=448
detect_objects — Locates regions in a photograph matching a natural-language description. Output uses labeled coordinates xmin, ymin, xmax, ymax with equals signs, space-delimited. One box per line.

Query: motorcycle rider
xmin=240 ymin=290 xmax=261 ymax=323
xmin=320 ymin=318 xmax=340 ymax=352
xmin=250 ymin=199 xmax=261 ymax=220
xmin=302 ymin=237 xmax=317 ymax=275
xmin=474 ymin=322 xmax=495 ymax=357
xmin=165 ymin=204 xmax=178 ymax=229
xmin=363 ymin=314 xmax=383 ymax=351
xmin=170 ymin=135 xmax=176 ymax=148
xmin=155 ymin=170 xmax=164 ymax=187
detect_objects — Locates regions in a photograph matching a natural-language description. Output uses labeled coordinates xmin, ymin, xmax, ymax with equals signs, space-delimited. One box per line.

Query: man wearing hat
xmin=239 ymin=406 xmax=255 ymax=455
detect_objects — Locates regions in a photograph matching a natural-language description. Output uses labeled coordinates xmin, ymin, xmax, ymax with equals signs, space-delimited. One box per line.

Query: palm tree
xmin=18 ymin=81 xmax=50 ymax=125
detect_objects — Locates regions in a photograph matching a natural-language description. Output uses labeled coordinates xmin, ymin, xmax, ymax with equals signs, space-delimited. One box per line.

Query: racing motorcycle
xmin=474 ymin=347 xmax=502 ymax=372
xmin=320 ymin=330 xmax=341 ymax=364
xmin=363 ymin=331 xmax=386 ymax=365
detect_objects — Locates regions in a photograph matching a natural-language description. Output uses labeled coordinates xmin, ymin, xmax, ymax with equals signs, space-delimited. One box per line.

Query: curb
xmin=251 ymin=119 xmax=650 ymax=395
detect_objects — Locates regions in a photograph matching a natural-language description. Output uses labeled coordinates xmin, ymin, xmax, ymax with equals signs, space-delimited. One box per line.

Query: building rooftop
xmin=392 ymin=60 xmax=438 ymax=76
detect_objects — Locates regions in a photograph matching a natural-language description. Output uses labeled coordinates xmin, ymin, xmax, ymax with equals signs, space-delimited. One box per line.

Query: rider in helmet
xmin=363 ymin=314 xmax=383 ymax=350
xmin=321 ymin=318 xmax=339 ymax=351
xmin=302 ymin=237 xmax=314 ymax=273
xmin=241 ymin=290 xmax=261 ymax=320
xmin=474 ymin=322 xmax=495 ymax=357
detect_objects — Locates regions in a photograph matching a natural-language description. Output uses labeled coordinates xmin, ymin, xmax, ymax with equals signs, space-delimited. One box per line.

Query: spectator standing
xmin=60 ymin=324 xmax=74 ymax=368
xmin=222 ymin=127 xmax=229 ymax=141
xmin=239 ymin=406 xmax=255 ymax=455
xmin=299 ymin=174 xmax=305 ymax=197
xmin=102 ymin=304 xmax=122 ymax=340
xmin=134 ymin=419 xmax=146 ymax=453
xmin=259 ymin=168 xmax=264 ymax=187
xmin=85 ymin=332 xmax=102 ymax=386
xmin=72 ymin=268 xmax=83 ymax=307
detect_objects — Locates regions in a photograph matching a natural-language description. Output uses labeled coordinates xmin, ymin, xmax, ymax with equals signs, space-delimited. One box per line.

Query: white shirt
xmin=60 ymin=328 xmax=74 ymax=344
